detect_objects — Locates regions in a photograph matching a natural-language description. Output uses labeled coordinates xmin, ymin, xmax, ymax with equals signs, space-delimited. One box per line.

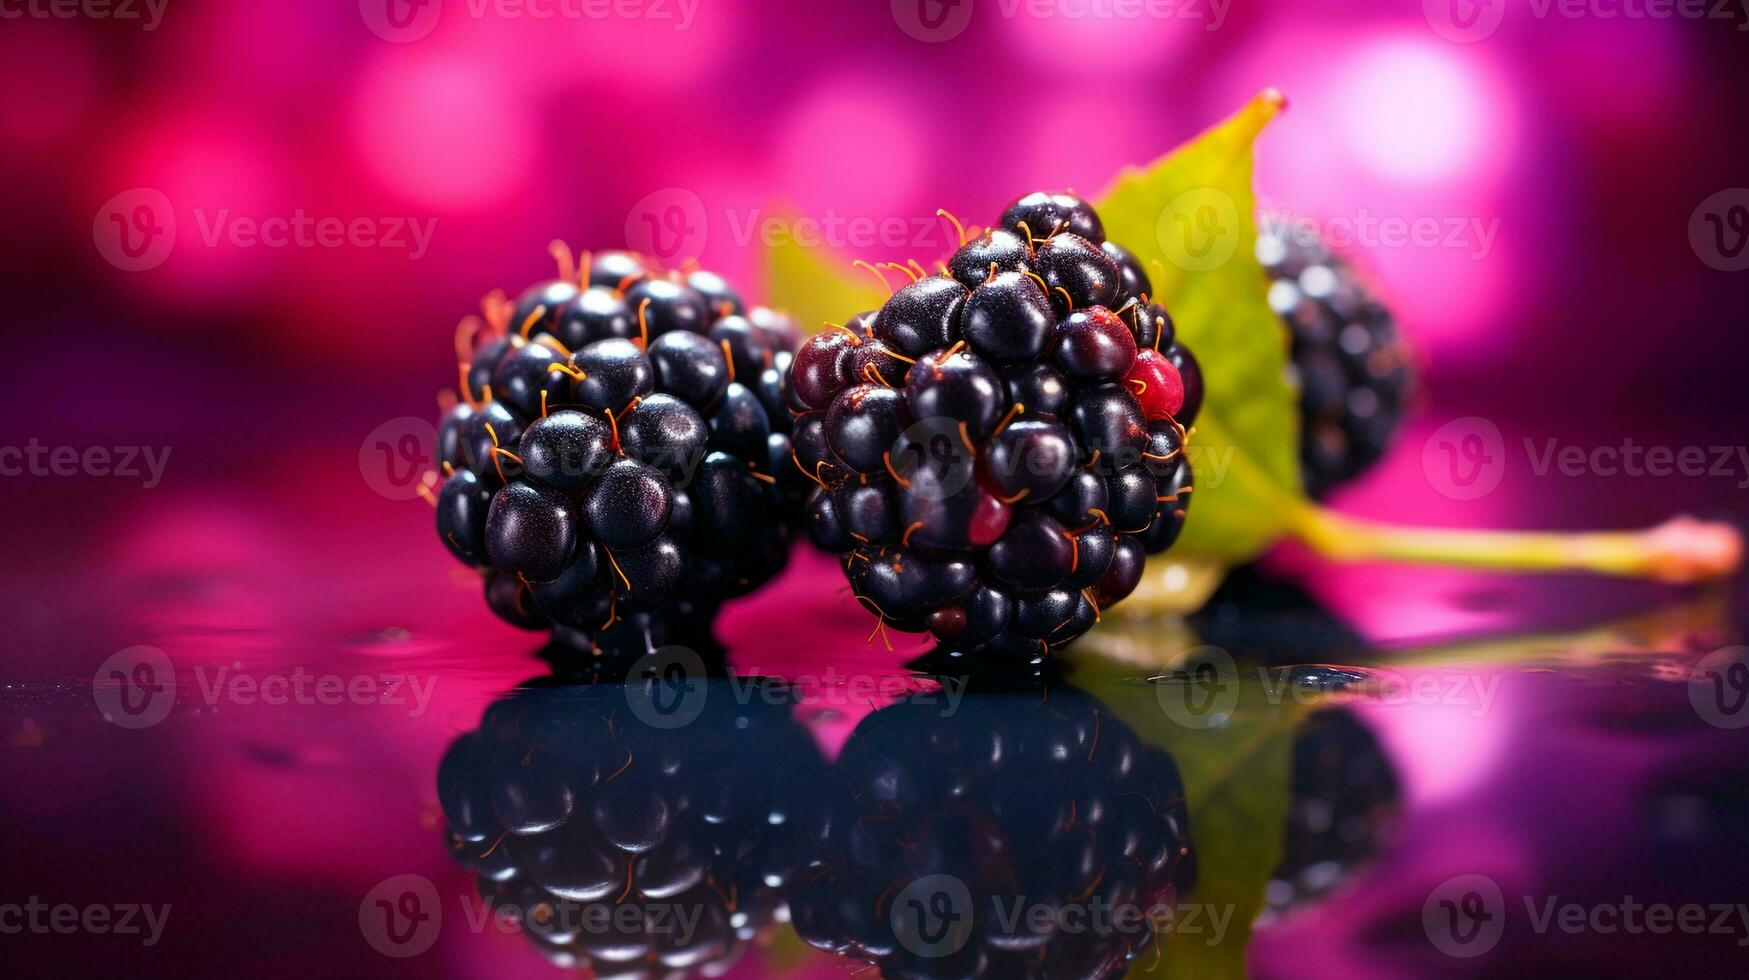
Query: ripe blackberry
xmin=438 ymin=671 xmax=827 ymax=974
xmin=1265 ymin=708 xmax=1400 ymax=914
xmin=433 ymin=248 xmax=804 ymax=654
xmin=790 ymin=681 xmax=1194 ymax=978
xmin=791 ymin=193 xmax=1202 ymax=661
xmin=1256 ymin=216 xmax=1413 ymax=497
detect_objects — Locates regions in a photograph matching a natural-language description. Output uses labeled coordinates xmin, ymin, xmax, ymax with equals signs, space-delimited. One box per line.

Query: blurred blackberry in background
xmin=431 ymin=248 xmax=806 ymax=655
xmin=438 ymin=669 xmax=827 ymax=976
xmin=1264 ymin=708 xmax=1400 ymax=915
xmin=791 ymin=680 xmax=1194 ymax=978
xmin=1256 ymin=216 xmax=1413 ymax=498
xmin=791 ymin=192 xmax=1201 ymax=662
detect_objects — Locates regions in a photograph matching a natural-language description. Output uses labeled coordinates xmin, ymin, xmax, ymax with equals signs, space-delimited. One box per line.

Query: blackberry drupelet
xmin=791 ymin=192 xmax=1202 ymax=661
xmin=432 ymin=247 xmax=805 ymax=655
xmin=790 ymin=681 xmax=1195 ymax=978
xmin=438 ymin=670 xmax=827 ymax=975
xmin=1256 ymin=216 xmax=1413 ymax=498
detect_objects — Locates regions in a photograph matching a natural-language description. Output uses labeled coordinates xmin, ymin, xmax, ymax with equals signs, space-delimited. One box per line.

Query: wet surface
xmin=4 ymin=519 xmax=1748 ymax=978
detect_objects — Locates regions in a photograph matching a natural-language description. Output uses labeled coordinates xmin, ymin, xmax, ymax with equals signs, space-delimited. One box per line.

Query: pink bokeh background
xmin=3 ymin=1 xmax=1748 ymax=977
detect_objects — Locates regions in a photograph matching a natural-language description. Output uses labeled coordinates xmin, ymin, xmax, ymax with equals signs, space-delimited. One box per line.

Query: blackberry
xmin=790 ymin=680 xmax=1194 ymax=978
xmin=1256 ymin=216 xmax=1413 ymax=498
xmin=438 ymin=670 xmax=827 ymax=974
xmin=790 ymin=193 xmax=1203 ymax=661
xmin=1265 ymin=708 xmax=1400 ymax=914
xmin=433 ymin=248 xmax=805 ymax=655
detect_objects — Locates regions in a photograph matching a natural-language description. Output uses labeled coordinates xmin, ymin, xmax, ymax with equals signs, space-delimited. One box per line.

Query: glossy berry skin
xmin=437 ymin=402 xmax=475 ymax=471
xmin=1000 ymin=361 xmax=1070 ymax=418
xmin=686 ymin=268 xmax=744 ymax=317
xmin=1102 ymin=239 xmax=1152 ymax=305
xmin=464 ymin=401 xmax=523 ymax=483
xmin=904 ymin=348 xmax=1004 ymax=442
xmin=465 ymin=335 xmax=517 ymax=403
xmin=1034 ymin=233 xmax=1120 ymax=314
xmin=901 ymin=467 xmax=1012 ymax=551
xmin=519 ymin=410 xmax=614 ymax=493
xmin=1071 ymin=384 xmax=1150 ymax=468
xmin=1107 ymin=468 xmax=1158 ymax=533
xmin=1094 ymin=537 xmax=1147 ymax=607
xmin=961 ymin=270 xmax=1054 ymax=362
xmin=834 ymin=482 xmax=900 ymax=544
xmin=1052 ymin=306 xmax=1136 ymax=382
xmin=1125 ymin=301 xmax=1173 ymax=353
xmin=512 ymin=280 xmax=580 ymax=341
xmin=555 ymin=286 xmax=636 ymax=349
xmin=1000 ymin=190 xmax=1105 ymax=243
xmin=618 ymin=393 xmax=707 ymax=480
xmin=1165 ymin=342 xmax=1203 ymax=427
xmin=572 ymin=339 xmax=653 ymax=413
xmin=624 ymin=277 xmax=709 ymax=339
xmin=792 ymin=192 xmax=1200 ymax=660
xmin=947 ymin=228 xmax=1033 ymax=291
xmin=485 ymin=481 xmax=580 ymax=583
xmin=584 ymin=459 xmax=672 ymax=549
xmin=585 ymin=250 xmax=647 ymax=289
xmin=871 ymin=277 xmax=967 ymax=358
xmin=1124 ymin=347 xmax=1185 ymax=421
xmin=805 ymin=489 xmax=854 ymax=553
xmin=792 ymin=330 xmax=858 ymax=411
xmin=986 ymin=509 xmax=1075 ymax=592
xmin=1047 ymin=469 xmax=1108 ymax=527
xmin=648 ymin=331 xmax=730 ymax=410
xmin=688 ymin=452 xmax=766 ymax=552
xmin=492 ymin=341 xmax=573 ymax=419
xmin=433 ymin=258 xmax=800 ymax=648
xmin=436 ymin=469 xmax=494 ymax=565
xmin=825 ymin=384 xmax=908 ymax=474
xmin=705 ymin=382 xmax=771 ymax=460
xmin=982 ymin=418 xmax=1075 ymax=502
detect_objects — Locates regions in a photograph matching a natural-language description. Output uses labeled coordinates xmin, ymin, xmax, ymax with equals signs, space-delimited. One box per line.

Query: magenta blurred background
xmin=3 ymin=1 xmax=1748 ymax=977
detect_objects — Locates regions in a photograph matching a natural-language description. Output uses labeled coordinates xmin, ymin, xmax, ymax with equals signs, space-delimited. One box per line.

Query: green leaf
xmin=762 ymin=206 xmax=891 ymax=335
xmin=1070 ymin=651 xmax=1307 ymax=980
xmin=1094 ymin=90 xmax=1304 ymax=566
